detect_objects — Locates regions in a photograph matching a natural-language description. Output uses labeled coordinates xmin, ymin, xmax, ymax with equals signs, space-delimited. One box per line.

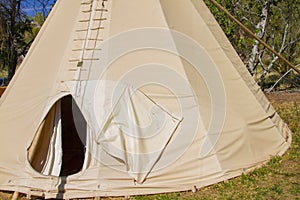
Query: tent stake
xmin=11 ymin=191 xmax=19 ymax=200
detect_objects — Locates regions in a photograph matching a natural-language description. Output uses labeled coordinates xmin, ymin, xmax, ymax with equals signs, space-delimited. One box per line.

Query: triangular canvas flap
xmin=68 ymin=80 xmax=181 ymax=183
xmin=97 ymin=86 xmax=181 ymax=183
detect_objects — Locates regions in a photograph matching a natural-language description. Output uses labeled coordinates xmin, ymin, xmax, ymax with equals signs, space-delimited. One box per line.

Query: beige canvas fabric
xmin=0 ymin=0 xmax=292 ymax=199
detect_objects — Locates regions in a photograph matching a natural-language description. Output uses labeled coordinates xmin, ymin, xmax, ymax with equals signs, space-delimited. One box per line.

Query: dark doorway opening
xmin=28 ymin=95 xmax=87 ymax=177
xmin=60 ymin=95 xmax=86 ymax=176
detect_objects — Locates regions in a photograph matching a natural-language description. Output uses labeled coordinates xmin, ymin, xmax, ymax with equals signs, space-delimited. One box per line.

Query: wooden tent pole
xmin=11 ymin=191 xmax=19 ymax=200
xmin=208 ymin=0 xmax=300 ymax=75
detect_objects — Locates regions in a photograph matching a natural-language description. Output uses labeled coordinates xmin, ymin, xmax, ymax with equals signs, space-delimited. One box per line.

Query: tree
xmin=248 ymin=0 xmax=272 ymax=75
xmin=33 ymin=0 xmax=53 ymax=21
xmin=205 ymin=0 xmax=300 ymax=90
xmin=0 ymin=0 xmax=31 ymax=82
xmin=257 ymin=0 xmax=300 ymax=88
xmin=0 ymin=0 xmax=54 ymax=83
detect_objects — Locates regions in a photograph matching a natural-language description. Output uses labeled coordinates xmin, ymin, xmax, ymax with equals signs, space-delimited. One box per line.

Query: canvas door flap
xmin=67 ymin=80 xmax=181 ymax=183
xmin=41 ymin=100 xmax=63 ymax=176
xmin=28 ymin=99 xmax=64 ymax=176
xmin=96 ymin=86 xmax=181 ymax=183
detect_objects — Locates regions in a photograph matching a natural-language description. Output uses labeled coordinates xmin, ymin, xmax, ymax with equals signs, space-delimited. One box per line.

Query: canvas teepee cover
xmin=0 ymin=0 xmax=292 ymax=198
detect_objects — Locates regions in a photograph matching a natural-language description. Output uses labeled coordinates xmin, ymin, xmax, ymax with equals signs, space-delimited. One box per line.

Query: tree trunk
xmin=248 ymin=0 xmax=272 ymax=75
xmin=6 ymin=0 xmax=21 ymax=82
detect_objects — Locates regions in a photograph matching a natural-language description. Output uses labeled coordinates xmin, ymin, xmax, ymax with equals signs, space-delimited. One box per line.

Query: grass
xmin=0 ymin=93 xmax=299 ymax=200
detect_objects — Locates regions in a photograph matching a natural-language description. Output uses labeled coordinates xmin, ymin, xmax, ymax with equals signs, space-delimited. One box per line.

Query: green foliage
xmin=24 ymin=12 xmax=44 ymax=44
xmin=0 ymin=0 xmax=31 ymax=80
xmin=204 ymin=0 xmax=238 ymax=41
xmin=0 ymin=69 xmax=7 ymax=78
xmin=204 ymin=0 xmax=300 ymax=89
xmin=0 ymin=0 xmax=46 ymax=82
xmin=34 ymin=12 xmax=44 ymax=25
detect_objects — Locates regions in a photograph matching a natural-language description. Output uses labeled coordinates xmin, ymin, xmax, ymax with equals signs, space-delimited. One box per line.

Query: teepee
xmin=0 ymin=0 xmax=291 ymax=198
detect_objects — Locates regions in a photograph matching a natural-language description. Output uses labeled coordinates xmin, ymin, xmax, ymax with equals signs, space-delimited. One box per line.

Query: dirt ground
xmin=266 ymin=90 xmax=300 ymax=103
